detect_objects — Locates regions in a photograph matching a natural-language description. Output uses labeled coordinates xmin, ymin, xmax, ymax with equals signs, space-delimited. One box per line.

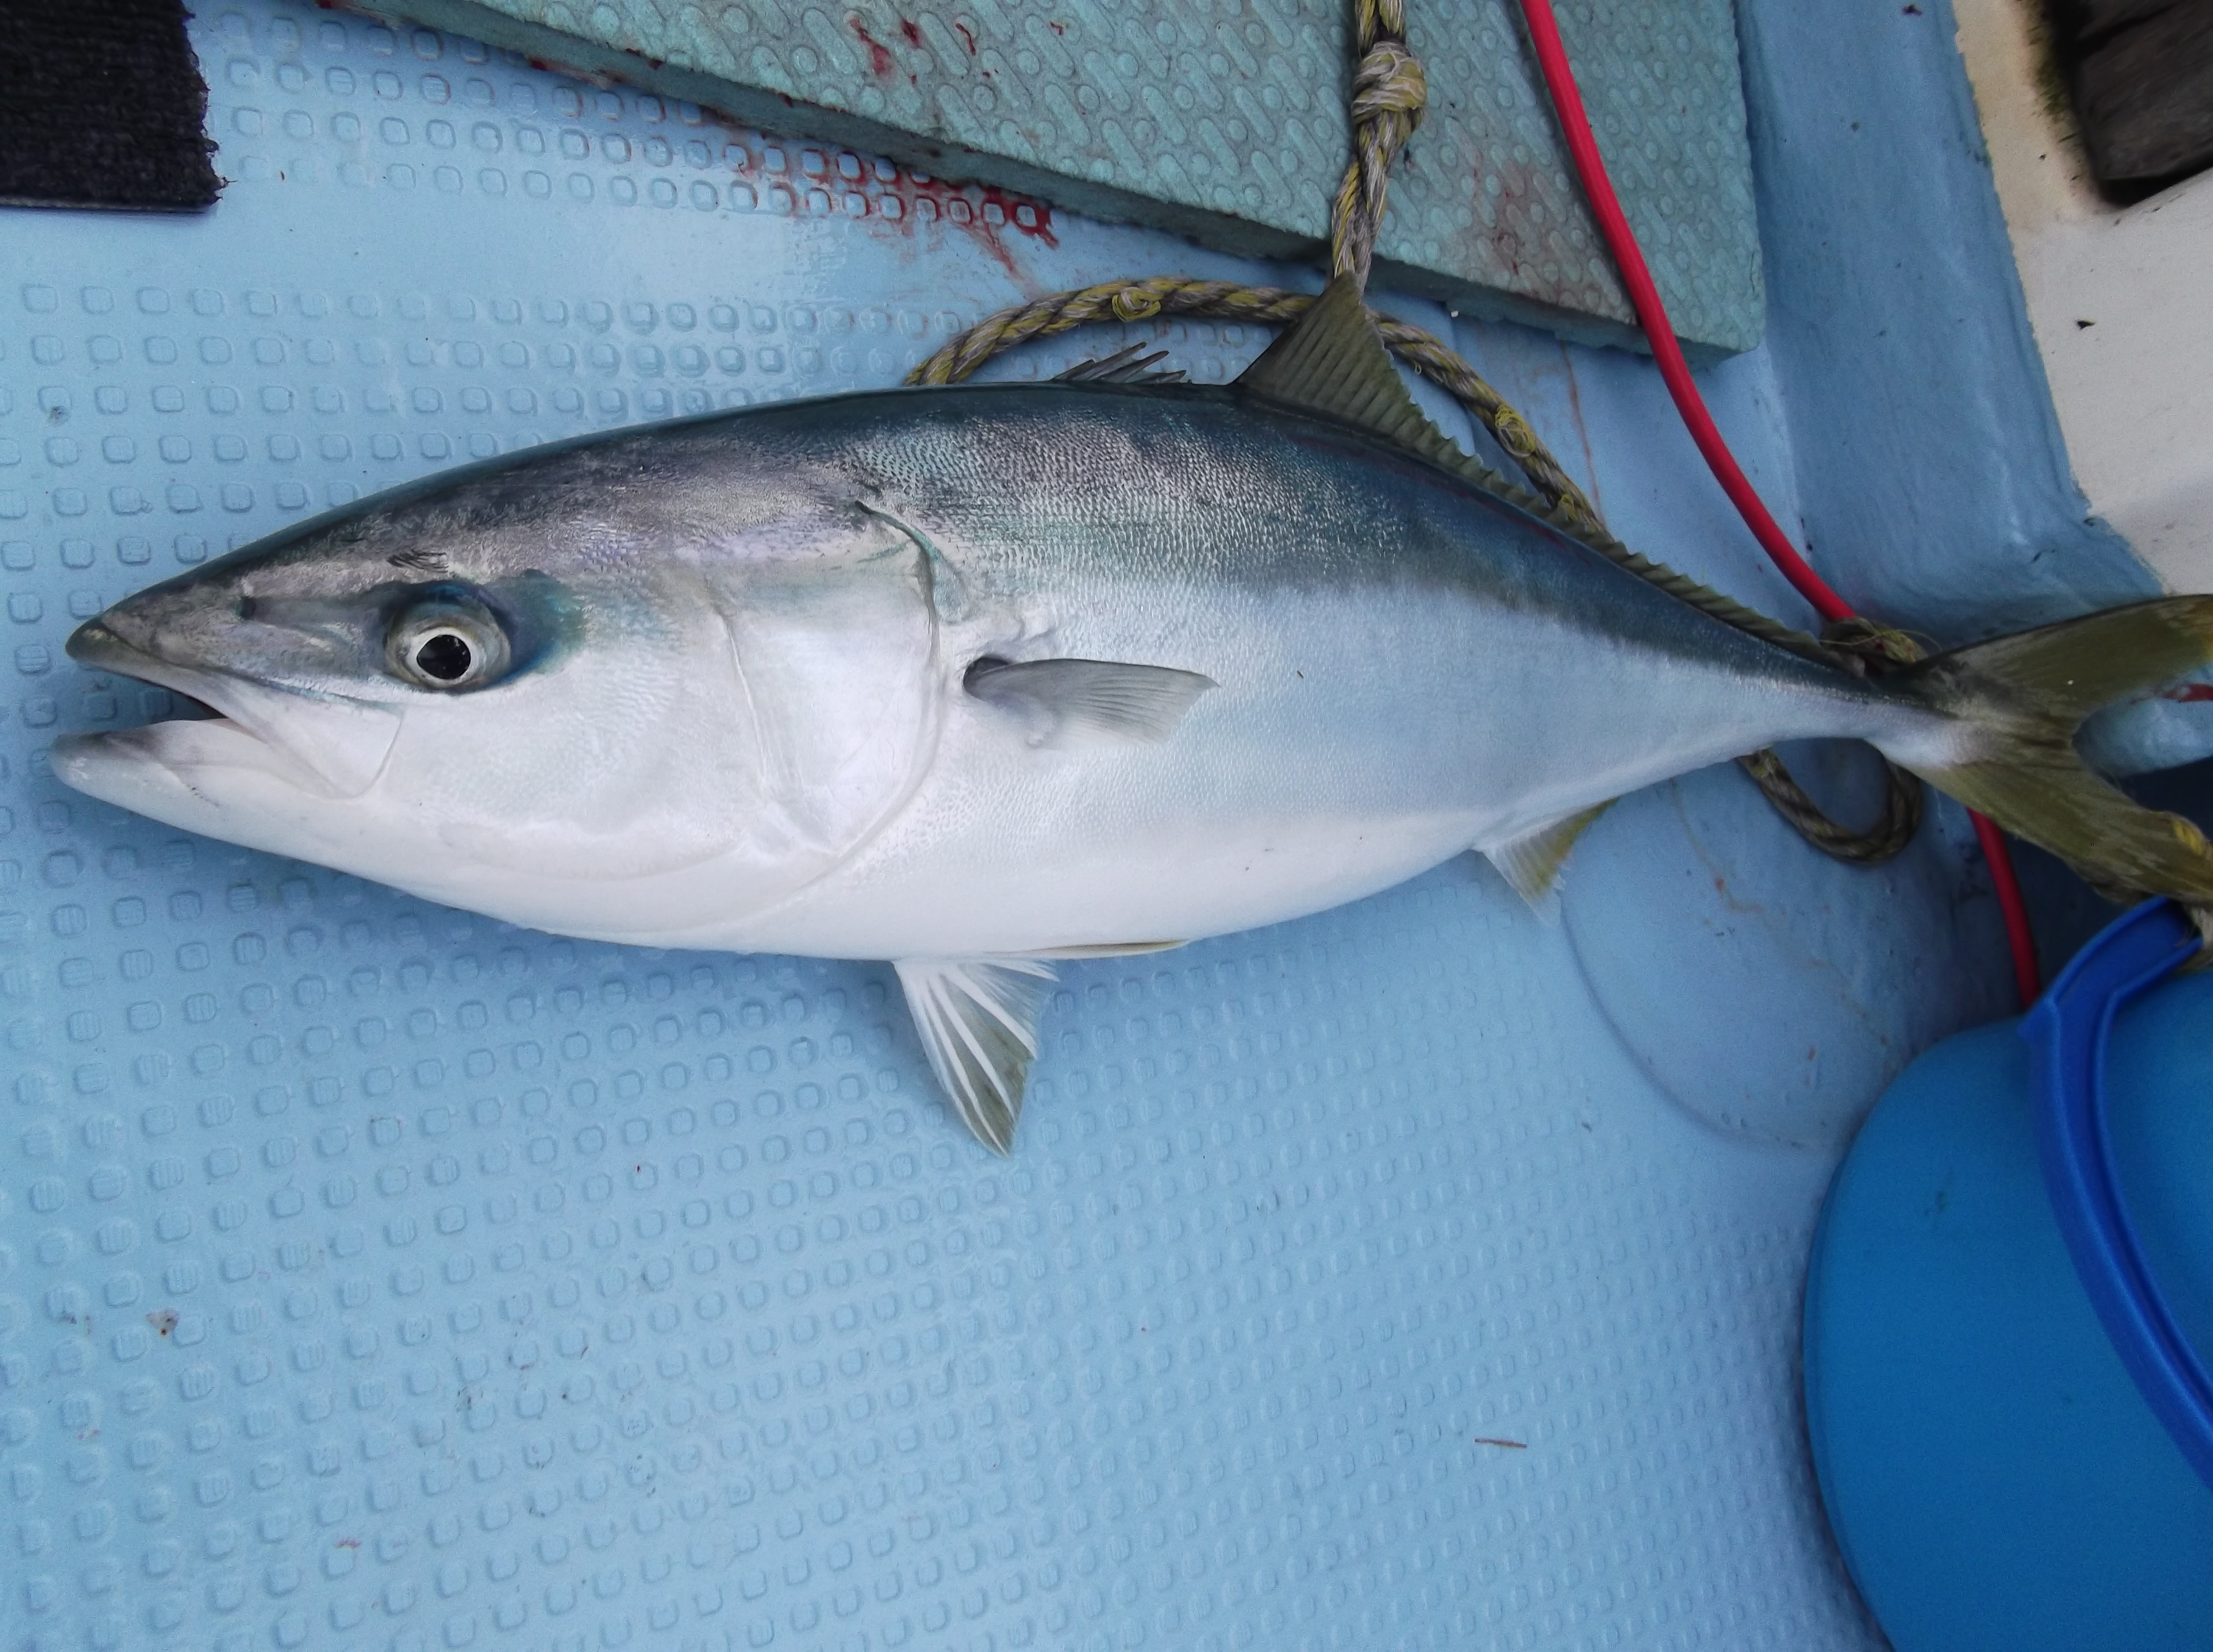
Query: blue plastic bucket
xmin=1805 ymin=902 xmax=2213 ymax=1651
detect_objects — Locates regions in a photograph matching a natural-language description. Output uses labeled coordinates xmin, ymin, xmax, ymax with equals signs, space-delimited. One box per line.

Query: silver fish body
xmin=102 ymin=257 xmax=2208 ymax=1156
xmin=57 ymin=382 xmax=1954 ymax=962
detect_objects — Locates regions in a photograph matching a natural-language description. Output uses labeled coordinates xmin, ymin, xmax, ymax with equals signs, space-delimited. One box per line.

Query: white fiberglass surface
xmin=0 ymin=5 xmax=1976 ymax=1648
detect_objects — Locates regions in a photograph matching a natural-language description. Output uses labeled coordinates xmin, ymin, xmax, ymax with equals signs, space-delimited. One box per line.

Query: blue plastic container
xmin=1805 ymin=904 xmax=2213 ymax=1652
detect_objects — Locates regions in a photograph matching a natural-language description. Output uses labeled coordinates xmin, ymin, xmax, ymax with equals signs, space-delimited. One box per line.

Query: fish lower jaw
xmin=54 ymin=716 xmax=324 ymax=811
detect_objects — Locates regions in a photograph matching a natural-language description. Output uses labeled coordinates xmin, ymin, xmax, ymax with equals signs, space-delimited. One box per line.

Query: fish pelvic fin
xmin=1484 ymin=802 xmax=1616 ymax=918
xmin=1890 ymin=597 xmax=2213 ymax=905
xmin=893 ymin=957 xmax=1057 ymax=1154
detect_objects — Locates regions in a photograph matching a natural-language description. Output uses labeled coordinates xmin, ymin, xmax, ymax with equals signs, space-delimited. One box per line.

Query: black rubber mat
xmin=2050 ymin=0 xmax=2213 ymax=199
xmin=0 ymin=0 xmax=219 ymax=210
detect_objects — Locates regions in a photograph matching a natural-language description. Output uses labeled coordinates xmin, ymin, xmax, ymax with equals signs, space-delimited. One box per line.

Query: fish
xmin=55 ymin=277 xmax=2213 ymax=1151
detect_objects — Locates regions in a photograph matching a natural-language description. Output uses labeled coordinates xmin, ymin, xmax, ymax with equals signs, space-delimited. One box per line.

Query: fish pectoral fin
xmin=893 ymin=957 xmax=1057 ymax=1154
xmin=965 ymin=656 xmax=1216 ymax=748
xmin=1483 ymin=801 xmax=1616 ymax=918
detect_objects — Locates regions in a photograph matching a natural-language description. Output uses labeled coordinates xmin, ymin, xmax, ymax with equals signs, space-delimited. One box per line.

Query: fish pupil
xmin=415 ymin=632 xmax=473 ymax=682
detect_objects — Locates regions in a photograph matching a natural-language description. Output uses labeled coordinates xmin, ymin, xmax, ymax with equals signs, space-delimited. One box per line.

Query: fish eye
xmin=386 ymin=596 xmax=511 ymax=692
xmin=413 ymin=630 xmax=474 ymax=680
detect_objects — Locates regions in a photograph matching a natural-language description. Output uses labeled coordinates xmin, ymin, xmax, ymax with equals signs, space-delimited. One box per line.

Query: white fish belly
xmin=663 ymin=584 xmax=1909 ymax=959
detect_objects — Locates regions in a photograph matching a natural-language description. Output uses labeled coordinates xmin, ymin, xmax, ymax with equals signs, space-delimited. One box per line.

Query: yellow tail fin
xmin=1893 ymin=597 xmax=2213 ymax=904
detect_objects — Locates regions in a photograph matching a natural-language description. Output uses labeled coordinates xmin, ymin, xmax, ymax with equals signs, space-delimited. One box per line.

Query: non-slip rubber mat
xmin=0 ymin=7 xmax=1890 ymax=1649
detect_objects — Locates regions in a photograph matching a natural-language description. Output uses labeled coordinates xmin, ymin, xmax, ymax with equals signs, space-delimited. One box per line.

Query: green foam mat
xmin=372 ymin=0 xmax=1765 ymax=354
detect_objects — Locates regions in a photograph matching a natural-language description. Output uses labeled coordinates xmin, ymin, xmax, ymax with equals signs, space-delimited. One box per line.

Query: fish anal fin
xmin=965 ymin=656 xmax=1216 ymax=748
xmin=1484 ymin=801 xmax=1616 ymax=917
xmin=893 ymin=957 xmax=1057 ymax=1154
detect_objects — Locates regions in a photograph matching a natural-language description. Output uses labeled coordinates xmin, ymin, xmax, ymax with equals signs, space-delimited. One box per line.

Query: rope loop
xmin=1737 ymin=747 xmax=1924 ymax=866
xmin=899 ymin=2 xmax=1922 ymax=873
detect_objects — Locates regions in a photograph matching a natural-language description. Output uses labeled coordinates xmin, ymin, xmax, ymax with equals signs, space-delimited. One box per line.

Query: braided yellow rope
xmin=1738 ymin=749 xmax=1921 ymax=865
xmin=1737 ymin=619 xmax=1926 ymax=867
xmin=1332 ymin=0 xmax=1427 ymax=291
xmin=902 ymin=7 xmax=1923 ymax=867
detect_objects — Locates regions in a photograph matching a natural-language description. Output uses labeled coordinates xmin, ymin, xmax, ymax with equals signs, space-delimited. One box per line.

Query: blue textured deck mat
xmin=0 ymin=6 xmax=1946 ymax=1650
xmin=377 ymin=0 xmax=1766 ymax=356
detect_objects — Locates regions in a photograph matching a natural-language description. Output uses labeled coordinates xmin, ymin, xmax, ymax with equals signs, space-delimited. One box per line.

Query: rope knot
xmin=1331 ymin=5 xmax=1425 ymax=290
xmin=1111 ymin=285 xmax=1163 ymax=322
xmin=1489 ymin=406 xmax=1539 ymax=460
xmin=1351 ymin=39 xmax=1428 ymax=128
xmin=1820 ymin=616 xmax=1926 ymax=674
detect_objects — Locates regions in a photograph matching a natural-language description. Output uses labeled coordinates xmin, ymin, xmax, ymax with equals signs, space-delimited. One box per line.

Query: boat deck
xmin=0 ymin=3 xmax=2154 ymax=1647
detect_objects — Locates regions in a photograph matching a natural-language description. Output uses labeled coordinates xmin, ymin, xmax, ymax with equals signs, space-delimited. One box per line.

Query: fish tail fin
xmin=1887 ymin=597 xmax=2213 ymax=903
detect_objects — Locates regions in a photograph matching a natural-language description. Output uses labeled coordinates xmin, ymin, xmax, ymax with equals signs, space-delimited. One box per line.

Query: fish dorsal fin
xmin=1240 ymin=278 xmax=1843 ymax=673
xmin=1056 ymin=344 xmax=1188 ymax=386
xmin=1484 ymin=801 xmax=1616 ymax=917
xmin=1237 ymin=276 xmax=1471 ymax=477
xmin=893 ymin=957 xmax=1057 ymax=1153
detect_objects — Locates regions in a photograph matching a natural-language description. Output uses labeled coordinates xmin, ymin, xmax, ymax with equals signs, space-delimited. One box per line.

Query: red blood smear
xmin=717 ymin=127 xmax=1058 ymax=279
xmin=893 ymin=178 xmax=1059 ymax=275
xmin=851 ymin=19 xmax=895 ymax=78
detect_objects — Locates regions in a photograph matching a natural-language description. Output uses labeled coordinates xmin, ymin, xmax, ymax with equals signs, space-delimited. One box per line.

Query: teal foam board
xmin=367 ymin=0 xmax=1767 ymax=355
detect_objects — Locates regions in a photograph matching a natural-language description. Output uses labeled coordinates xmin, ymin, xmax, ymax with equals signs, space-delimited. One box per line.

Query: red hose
xmin=1513 ymin=0 xmax=2040 ymax=1005
xmin=1972 ymin=812 xmax=2039 ymax=1004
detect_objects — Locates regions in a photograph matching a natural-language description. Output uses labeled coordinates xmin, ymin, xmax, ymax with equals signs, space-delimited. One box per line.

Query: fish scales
xmin=657 ymin=385 xmax=1925 ymax=955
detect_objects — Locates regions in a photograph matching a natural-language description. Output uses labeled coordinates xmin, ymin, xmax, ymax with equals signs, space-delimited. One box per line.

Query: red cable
xmin=1972 ymin=812 xmax=2038 ymax=1004
xmin=1513 ymin=0 xmax=2040 ymax=1005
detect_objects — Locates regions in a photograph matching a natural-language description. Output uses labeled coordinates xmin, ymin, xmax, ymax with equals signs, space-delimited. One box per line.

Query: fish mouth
xmin=70 ymin=618 xmax=234 ymax=723
xmin=63 ymin=617 xmax=402 ymax=798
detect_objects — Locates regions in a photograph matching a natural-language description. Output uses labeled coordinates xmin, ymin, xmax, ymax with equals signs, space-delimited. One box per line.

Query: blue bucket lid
xmin=2023 ymin=899 xmax=2213 ymax=1491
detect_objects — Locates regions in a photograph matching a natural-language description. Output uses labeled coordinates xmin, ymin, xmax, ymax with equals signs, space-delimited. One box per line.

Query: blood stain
xmin=851 ymin=18 xmax=896 ymax=77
